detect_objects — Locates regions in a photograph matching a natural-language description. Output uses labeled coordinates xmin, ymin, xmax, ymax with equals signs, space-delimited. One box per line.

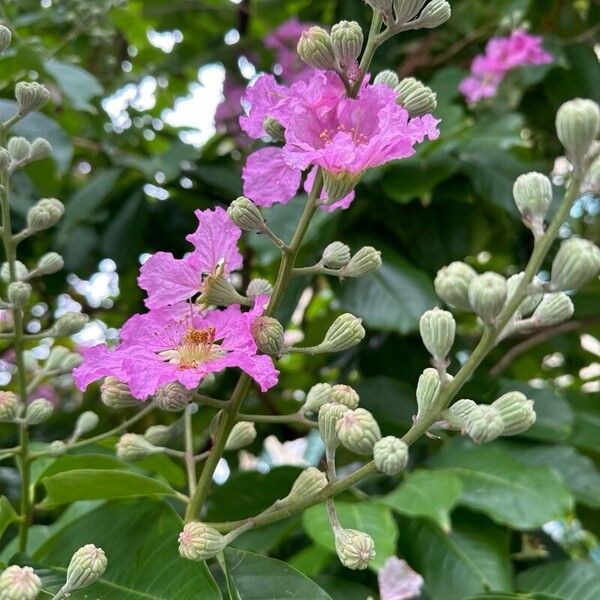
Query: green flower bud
xmin=464 ymin=405 xmax=505 ymax=444
xmin=334 ymin=528 xmax=375 ymax=570
xmin=556 ymin=98 xmax=600 ymax=164
xmin=331 ymin=21 xmax=363 ymax=68
xmin=7 ymin=136 xmax=31 ymax=163
xmin=143 ymin=424 xmax=171 ymax=446
xmin=0 ymin=24 xmax=12 ymax=54
xmin=513 ymin=172 xmax=552 ymax=229
xmin=116 ymin=433 xmax=160 ymax=460
xmin=506 ymin=272 xmax=543 ymax=317
xmin=263 ymin=116 xmax=286 ymax=141
xmin=374 ymin=69 xmax=399 ymax=89
xmin=53 ymin=311 xmax=88 ymax=336
xmin=443 ymin=398 xmax=477 ymax=430
xmin=251 ymin=315 xmax=284 ymax=356
xmin=393 ymin=0 xmax=428 ymax=24
xmin=227 ymin=196 xmax=266 ymax=232
xmin=285 ymin=467 xmax=328 ymax=502
xmin=199 ymin=272 xmax=248 ymax=307
xmin=0 ymin=391 xmax=19 ymax=421
xmin=7 ymin=281 xmax=31 ymax=307
xmin=297 ymin=26 xmax=338 ymax=71
xmin=300 ymin=383 xmax=332 ymax=415
xmin=62 ymin=352 xmax=83 ymax=371
xmin=246 ymin=278 xmax=273 ymax=300
xmin=416 ymin=367 xmax=442 ymax=420
xmin=468 ymin=272 xmax=507 ymax=324
xmin=341 ymin=246 xmax=382 ymax=278
xmin=28 ymin=138 xmax=52 ymax=162
xmin=27 ymin=198 xmax=65 ymax=233
xmin=336 ymin=408 xmax=381 ymax=455
xmin=329 ymin=384 xmax=360 ymax=409
xmin=551 ymin=237 xmax=600 ymax=291
xmin=225 ymin=421 xmax=257 ymax=450
xmin=373 ymin=436 xmax=409 ymax=475
xmin=322 ymin=313 xmax=365 ymax=352
xmin=491 ymin=391 xmax=536 ymax=436
xmin=419 ymin=307 xmax=455 ymax=362
xmin=155 ymin=382 xmax=192 ymax=411
xmin=25 ymin=398 xmax=54 ymax=425
xmin=419 ymin=0 xmax=452 ymax=29
xmin=434 ymin=261 xmax=477 ymax=311
xmin=322 ymin=170 xmax=361 ymax=204
xmin=36 ymin=251 xmax=64 ymax=275
xmin=322 ymin=241 xmax=351 ymax=270
xmin=395 ymin=77 xmax=437 ymax=117
xmin=0 ymin=565 xmax=41 ymax=600
xmin=532 ymin=292 xmax=574 ymax=327
xmin=64 ymin=544 xmax=107 ymax=592
xmin=0 ymin=148 xmax=11 ymax=171
xmin=318 ymin=401 xmax=349 ymax=450
xmin=101 ymin=376 xmax=139 ymax=408
xmin=48 ymin=440 xmax=67 ymax=457
xmin=178 ymin=521 xmax=228 ymax=561
xmin=1 ymin=260 xmax=27 ymax=282
xmin=73 ymin=411 xmax=99 ymax=437
xmin=15 ymin=81 xmax=51 ymax=114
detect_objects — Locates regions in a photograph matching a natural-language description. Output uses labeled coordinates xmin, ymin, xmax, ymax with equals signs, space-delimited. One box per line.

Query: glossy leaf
xmin=517 ymin=561 xmax=600 ymax=600
xmin=0 ymin=496 xmax=18 ymax=540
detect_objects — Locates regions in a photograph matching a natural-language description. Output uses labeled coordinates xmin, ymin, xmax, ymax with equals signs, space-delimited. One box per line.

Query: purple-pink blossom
xmin=215 ymin=78 xmax=248 ymax=144
xmin=378 ymin=557 xmax=424 ymax=600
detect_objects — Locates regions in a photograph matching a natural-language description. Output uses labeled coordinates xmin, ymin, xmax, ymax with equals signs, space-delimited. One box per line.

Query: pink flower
xmin=215 ymin=78 xmax=248 ymax=144
xmin=138 ymin=207 xmax=242 ymax=309
xmin=378 ymin=557 xmax=424 ymax=600
xmin=74 ymin=297 xmax=279 ymax=399
xmin=265 ymin=18 xmax=314 ymax=84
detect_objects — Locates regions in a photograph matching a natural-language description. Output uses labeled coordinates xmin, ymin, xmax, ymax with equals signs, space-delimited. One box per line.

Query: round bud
xmin=341 ymin=246 xmax=382 ymax=277
xmin=48 ymin=440 xmax=67 ymax=457
xmin=513 ymin=172 xmax=552 ymax=228
xmin=1 ymin=260 xmax=28 ymax=282
xmin=7 ymin=136 xmax=31 ymax=162
xmin=322 ymin=170 xmax=361 ymax=204
xmin=28 ymin=138 xmax=52 ymax=162
xmin=419 ymin=307 xmax=455 ymax=362
xmin=0 ymin=391 xmax=20 ymax=421
xmin=65 ymin=544 xmax=107 ymax=591
xmin=331 ymin=21 xmax=363 ymax=68
xmin=334 ymin=528 xmax=376 ymax=570
xmin=0 ymin=565 xmax=41 ymax=600
xmin=434 ymin=261 xmax=477 ymax=311
xmin=179 ymin=521 xmax=228 ymax=561
xmin=300 ymin=383 xmax=332 ymax=415
xmin=15 ymin=81 xmax=51 ymax=114
xmin=532 ymin=292 xmax=574 ymax=327
xmin=419 ymin=0 xmax=452 ymax=29
xmin=443 ymin=398 xmax=477 ymax=430
xmin=101 ymin=376 xmax=138 ymax=408
xmin=468 ymin=272 xmax=507 ymax=324
xmin=395 ymin=77 xmax=437 ymax=117
xmin=7 ymin=281 xmax=31 ymax=308
xmin=318 ymin=401 xmax=349 ymax=450
xmin=246 ymin=278 xmax=273 ymax=299
xmin=36 ymin=251 xmax=64 ymax=276
xmin=297 ymin=26 xmax=338 ymax=71
xmin=116 ymin=433 xmax=160 ymax=461
xmin=25 ymin=398 xmax=54 ymax=425
xmin=322 ymin=313 xmax=365 ymax=352
xmin=374 ymin=70 xmax=400 ymax=89
xmin=286 ymin=467 xmax=328 ymax=502
xmin=0 ymin=24 xmax=12 ymax=54
xmin=227 ymin=196 xmax=266 ymax=232
xmin=27 ymin=198 xmax=65 ymax=233
xmin=555 ymin=98 xmax=600 ymax=164
xmin=155 ymin=382 xmax=192 ymax=411
xmin=144 ymin=425 xmax=171 ymax=446
xmin=251 ymin=315 xmax=284 ymax=356
xmin=225 ymin=421 xmax=257 ymax=451
xmin=464 ymin=405 xmax=505 ymax=444
xmin=329 ymin=384 xmax=360 ymax=409
xmin=263 ymin=116 xmax=286 ymax=141
xmin=336 ymin=408 xmax=381 ymax=455
xmin=491 ymin=391 xmax=536 ymax=436
xmin=551 ymin=237 xmax=600 ymax=291
xmin=74 ymin=411 xmax=99 ymax=436
xmin=373 ymin=436 xmax=409 ymax=475
xmin=393 ymin=0 xmax=428 ymax=24
xmin=62 ymin=352 xmax=83 ymax=371
xmin=53 ymin=311 xmax=88 ymax=336
xmin=416 ymin=368 xmax=442 ymax=420
xmin=322 ymin=241 xmax=351 ymax=270
xmin=506 ymin=272 xmax=543 ymax=317
xmin=0 ymin=148 xmax=11 ymax=171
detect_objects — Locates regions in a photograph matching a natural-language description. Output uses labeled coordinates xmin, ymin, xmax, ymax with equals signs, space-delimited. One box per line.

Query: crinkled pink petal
xmin=73 ymin=344 xmax=129 ymax=391
xmin=303 ymin=167 xmax=355 ymax=212
xmin=408 ymin=115 xmax=441 ymax=143
xmin=120 ymin=304 xmax=192 ymax=349
xmin=217 ymin=352 xmax=279 ymax=392
xmin=239 ymin=74 xmax=290 ymax=138
xmin=378 ymin=557 xmax=424 ymax=600
xmin=122 ymin=349 xmax=184 ymax=399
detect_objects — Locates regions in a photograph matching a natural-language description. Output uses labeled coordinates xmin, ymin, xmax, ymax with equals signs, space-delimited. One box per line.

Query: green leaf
xmin=381 ymin=469 xmax=463 ymax=532
xmin=222 ymin=547 xmax=332 ymax=600
xmin=302 ymin=501 xmax=398 ymax=570
xmin=466 ymin=595 xmax=560 ymax=600
xmin=40 ymin=469 xmax=178 ymax=507
xmin=517 ymin=561 xmax=600 ymax=600
xmin=564 ymin=389 xmax=600 ymax=451
xmin=33 ymin=500 xmax=221 ymax=599
xmin=45 ymin=59 xmax=103 ymax=112
xmin=315 ymin=575 xmax=377 ymax=600
xmin=288 ymin=544 xmax=333 ymax=578
xmin=429 ymin=439 xmax=573 ymax=529
xmin=0 ymin=497 xmax=18 ymax=540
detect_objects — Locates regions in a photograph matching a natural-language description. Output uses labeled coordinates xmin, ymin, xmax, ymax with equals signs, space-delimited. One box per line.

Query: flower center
xmin=319 ymin=123 xmax=369 ymax=146
xmin=158 ymin=326 xmax=221 ymax=369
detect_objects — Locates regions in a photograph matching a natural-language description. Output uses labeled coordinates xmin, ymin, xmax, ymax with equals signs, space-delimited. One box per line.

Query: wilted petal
xmin=379 ymin=557 xmax=424 ymax=600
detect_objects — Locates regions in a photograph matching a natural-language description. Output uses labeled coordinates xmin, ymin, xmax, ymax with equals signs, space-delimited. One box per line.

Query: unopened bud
xmin=301 ymin=383 xmax=332 ymax=415
xmin=468 ymin=272 xmax=507 ymax=324
xmin=155 ymin=382 xmax=192 ymax=411
xmin=464 ymin=405 xmax=505 ymax=444
xmin=25 ymin=398 xmax=54 ymax=425
xmin=74 ymin=411 xmax=99 ymax=437
xmin=178 ymin=521 xmax=228 ymax=561
xmin=246 ymin=278 xmax=273 ymax=299
xmin=322 ymin=170 xmax=361 ymax=204
xmin=53 ymin=311 xmax=88 ymax=336
xmin=322 ymin=313 xmax=365 ymax=352
xmin=144 ymin=425 xmax=171 ymax=446
xmin=393 ymin=0 xmax=428 ymax=24
xmin=419 ymin=308 xmax=455 ymax=362
xmin=443 ymin=398 xmax=477 ymax=429
xmin=506 ymin=273 xmax=543 ymax=317
xmin=1 ymin=260 xmax=27 ymax=282
xmin=64 ymin=544 xmax=107 ymax=591
xmin=297 ymin=26 xmax=338 ymax=71
xmin=556 ymin=98 xmax=600 ymax=164
xmin=62 ymin=352 xmax=83 ymax=371
xmin=7 ymin=281 xmax=31 ymax=307
xmin=116 ymin=433 xmax=160 ymax=460
xmin=395 ymin=77 xmax=437 ymax=117
xmin=7 ymin=136 xmax=31 ymax=162
xmin=334 ymin=528 xmax=375 ymax=570
xmin=48 ymin=440 xmax=67 ymax=456
xmin=225 ymin=421 xmax=257 ymax=450
xmin=419 ymin=0 xmax=452 ymax=29
xmin=0 ymin=391 xmax=19 ymax=421
xmin=228 ymin=196 xmax=266 ymax=232
xmin=0 ymin=148 xmax=10 ymax=171
xmin=329 ymin=384 xmax=360 ymax=409
xmin=15 ymin=81 xmax=50 ymax=115
xmin=199 ymin=272 xmax=248 ymax=307
xmin=513 ymin=172 xmax=552 ymax=228
xmin=28 ymin=138 xmax=52 ymax=162
xmin=492 ymin=391 xmax=536 ymax=436
xmin=331 ymin=21 xmax=363 ymax=68
xmin=341 ymin=246 xmax=382 ymax=277
xmin=263 ymin=116 xmax=286 ymax=141
xmin=337 ymin=408 xmax=381 ymax=455
xmin=532 ymin=292 xmax=574 ymax=326
xmin=101 ymin=376 xmax=138 ymax=408
xmin=0 ymin=25 xmax=12 ymax=54
xmin=416 ymin=368 xmax=442 ymax=419
xmin=318 ymin=401 xmax=349 ymax=449
xmin=36 ymin=251 xmax=64 ymax=275
xmin=27 ymin=197 xmax=65 ymax=232
xmin=322 ymin=241 xmax=351 ymax=270
xmin=374 ymin=70 xmax=399 ymax=88
xmin=373 ymin=436 xmax=408 ymax=475
xmin=0 ymin=565 xmax=41 ymax=600
xmin=551 ymin=237 xmax=600 ymax=291
xmin=286 ymin=467 xmax=328 ymax=501
xmin=251 ymin=315 xmax=284 ymax=356
xmin=434 ymin=261 xmax=477 ymax=311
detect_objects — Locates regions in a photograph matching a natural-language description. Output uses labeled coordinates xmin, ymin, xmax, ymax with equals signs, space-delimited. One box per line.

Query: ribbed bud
xmin=331 ymin=21 xmax=363 ymax=68
xmin=53 ymin=311 xmax=88 ymax=336
xmin=395 ymin=77 xmax=437 ymax=117
xmin=443 ymin=398 xmax=477 ymax=430
xmin=318 ymin=401 xmax=349 ymax=449
xmin=322 ymin=170 xmax=361 ymax=204
xmin=322 ymin=313 xmax=365 ymax=351
xmin=225 ymin=421 xmax=257 ymax=451
xmin=1 ymin=260 xmax=27 ymax=282
xmin=297 ymin=26 xmax=338 ymax=71
xmin=550 ymin=237 xmax=600 ymax=291
xmin=227 ymin=196 xmax=266 ymax=232
xmin=29 ymin=138 xmax=52 ymax=162
xmin=300 ymin=383 xmax=332 ymax=415
xmin=7 ymin=136 xmax=31 ymax=162
xmin=555 ymin=98 xmax=600 ymax=164
xmin=154 ymin=382 xmax=192 ymax=411
xmin=27 ymin=198 xmax=65 ymax=233
xmin=0 ymin=565 xmax=41 ymax=600
xmin=374 ymin=69 xmax=399 ymax=89
xmin=393 ymin=0 xmax=428 ymax=24
xmin=468 ymin=272 xmax=507 ymax=324
xmin=62 ymin=352 xmax=83 ymax=371
xmin=506 ymin=273 xmax=543 ymax=317
xmin=199 ymin=272 xmax=248 ymax=307
xmin=251 ymin=315 xmax=284 ymax=356
xmin=532 ymin=292 xmax=574 ymax=326
xmin=48 ymin=440 xmax=67 ymax=456
xmin=178 ymin=521 xmax=228 ymax=561
xmin=140 ymin=425 xmax=170 ymax=446
xmin=0 ymin=391 xmax=19 ymax=421
xmin=0 ymin=25 xmax=12 ymax=54
xmin=416 ymin=367 xmax=442 ymax=420
xmin=35 ymin=251 xmax=64 ymax=276
xmin=116 ymin=433 xmax=160 ymax=460
xmin=100 ymin=376 xmax=138 ymax=408
xmin=334 ymin=528 xmax=375 ymax=570
xmin=0 ymin=148 xmax=10 ymax=171
xmin=15 ymin=81 xmax=51 ymax=114
xmin=65 ymin=544 xmax=107 ymax=591
xmin=491 ymin=391 xmax=536 ymax=436
xmin=246 ymin=278 xmax=273 ymax=300
xmin=464 ymin=405 xmax=505 ymax=444
xmin=434 ymin=261 xmax=477 ymax=311
xmin=74 ymin=411 xmax=99 ymax=437
xmin=419 ymin=0 xmax=452 ymax=29
xmin=513 ymin=172 xmax=552 ymax=228
xmin=263 ymin=116 xmax=286 ymax=141
xmin=322 ymin=241 xmax=351 ymax=269
xmin=419 ymin=307 xmax=455 ymax=361
xmin=373 ymin=436 xmax=408 ymax=475
xmin=329 ymin=384 xmax=360 ymax=409
xmin=25 ymin=398 xmax=54 ymax=425
xmin=7 ymin=281 xmax=31 ymax=307
xmin=341 ymin=246 xmax=382 ymax=277
xmin=286 ymin=467 xmax=328 ymax=502
xmin=336 ymin=408 xmax=381 ymax=455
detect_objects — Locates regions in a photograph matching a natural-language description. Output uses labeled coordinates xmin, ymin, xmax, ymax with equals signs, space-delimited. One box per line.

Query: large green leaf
xmin=302 ymin=501 xmax=398 ymax=570
xmin=33 ymin=500 xmax=221 ymax=599
xmin=31 ymin=453 xmax=126 ymax=487
xmin=466 ymin=595 xmax=560 ymax=600
xmin=381 ymin=469 xmax=463 ymax=532
xmin=517 ymin=561 xmax=600 ymax=600
xmin=45 ymin=59 xmax=103 ymax=112
xmin=0 ymin=496 xmax=18 ymax=540
xmin=564 ymin=389 xmax=600 ymax=452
